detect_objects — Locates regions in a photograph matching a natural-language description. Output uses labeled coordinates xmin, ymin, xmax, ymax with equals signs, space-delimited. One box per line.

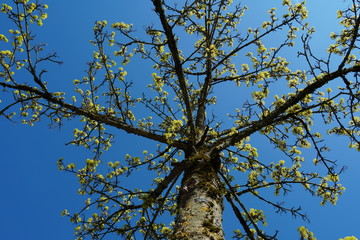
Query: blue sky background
xmin=1 ymin=0 xmax=360 ymax=239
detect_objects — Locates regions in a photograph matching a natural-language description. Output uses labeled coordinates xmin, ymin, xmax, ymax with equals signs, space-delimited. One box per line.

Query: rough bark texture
xmin=173 ymin=155 xmax=224 ymax=240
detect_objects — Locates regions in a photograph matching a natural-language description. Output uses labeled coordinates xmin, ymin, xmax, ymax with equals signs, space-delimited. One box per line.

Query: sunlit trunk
xmin=173 ymin=156 xmax=224 ymax=240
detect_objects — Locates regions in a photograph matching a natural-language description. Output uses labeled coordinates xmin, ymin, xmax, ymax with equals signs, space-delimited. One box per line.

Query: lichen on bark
xmin=173 ymin=152 xmax=225 ymax=240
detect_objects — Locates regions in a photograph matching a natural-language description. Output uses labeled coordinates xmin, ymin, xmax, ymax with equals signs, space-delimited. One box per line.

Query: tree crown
xmin=1 ymin=0 xmax=360 ymax=239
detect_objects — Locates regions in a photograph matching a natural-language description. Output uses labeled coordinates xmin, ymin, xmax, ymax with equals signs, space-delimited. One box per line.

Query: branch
xmin=144 ymin=159 xmax=187 ymax=205
xmin=224 ymin=194 xmax=256 ymax=240
xmin=338 ymin=11 xmax=360 ymax=70
xmin=195 ymin=1 xmax=214 ymax=130
xmin=211 ymin=15 xmax=297 ymax=72
xmin=151 ymin=0 xmax=196 ymax=143
xmin=251 ymin=190 xmax=308 ymax=221
xmin=220 ymin=172 xmax=272 ymax=240
xmin=144 ymin=171 xmax=180 ymax=239
xmin=0 ymin=82 xmax=188 ymax=150
xmin=213 ymin=65 xmax=360 ymax=150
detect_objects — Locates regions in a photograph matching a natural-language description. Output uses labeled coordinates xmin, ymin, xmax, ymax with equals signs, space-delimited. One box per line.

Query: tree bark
xmin=173 ymin=154 xmax=224 ymax=240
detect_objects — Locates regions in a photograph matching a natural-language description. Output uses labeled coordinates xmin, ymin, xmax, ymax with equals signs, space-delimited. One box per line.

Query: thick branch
xmin=152 ymin=0 xmax=196 ymax=142
xmin=213 ymin=65 xmax=360 ymax=150
xmin=0 ymin=82 xmax=188 ymax=150
xmin=195 ymin=2 xmax=213 ymax=130
xmin=145 ymin=160 xmax=187 ymax=205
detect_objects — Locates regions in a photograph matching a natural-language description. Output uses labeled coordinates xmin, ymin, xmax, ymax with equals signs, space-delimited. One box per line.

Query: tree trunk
xmin=173 ymin=154 xmax=224 ymax=240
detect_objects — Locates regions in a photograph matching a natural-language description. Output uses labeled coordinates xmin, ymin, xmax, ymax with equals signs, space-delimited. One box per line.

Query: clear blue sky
xmin=1 ymin=0 xmax=359 ymax=239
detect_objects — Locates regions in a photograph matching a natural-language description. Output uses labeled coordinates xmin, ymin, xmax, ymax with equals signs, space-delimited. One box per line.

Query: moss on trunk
xmin=173 ymin=153 xmax=225 ymax=240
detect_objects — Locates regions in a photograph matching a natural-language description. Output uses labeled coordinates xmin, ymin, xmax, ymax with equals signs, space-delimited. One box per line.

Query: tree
xmin=1 ymin=0 xmax=360 ymax=239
